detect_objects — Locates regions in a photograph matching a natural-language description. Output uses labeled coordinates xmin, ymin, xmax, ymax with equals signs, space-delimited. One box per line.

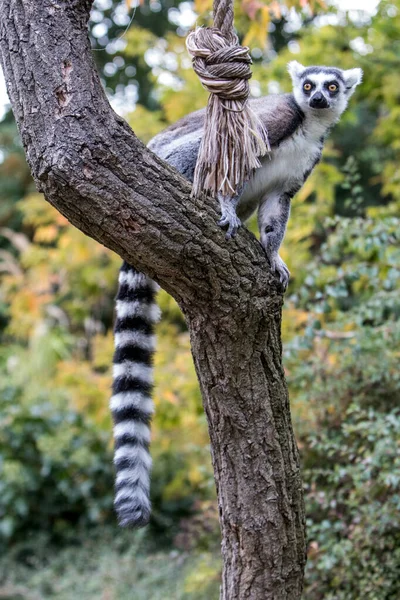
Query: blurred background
xmin=0 ymin=0 xmax=399 ymax=598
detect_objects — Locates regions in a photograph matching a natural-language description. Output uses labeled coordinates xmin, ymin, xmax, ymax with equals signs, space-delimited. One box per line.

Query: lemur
xmin=111 ymin=62 xmax=363 ymax=527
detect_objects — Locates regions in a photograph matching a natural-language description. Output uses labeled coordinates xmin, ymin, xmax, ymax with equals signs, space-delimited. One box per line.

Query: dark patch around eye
xmin=303 ymin=80 xmax=314 ymax=95
xmin=325 ymin=81 xmax=339 ymax=95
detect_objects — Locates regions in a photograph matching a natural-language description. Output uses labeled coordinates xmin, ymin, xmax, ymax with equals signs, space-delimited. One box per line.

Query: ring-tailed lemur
xmin=111 ymin=62 xmax=363 ymax=527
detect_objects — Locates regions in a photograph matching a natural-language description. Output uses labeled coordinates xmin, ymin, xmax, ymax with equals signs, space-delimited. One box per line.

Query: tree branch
xmin=0 ymin=0 xmax=280 ymax=306
xmin=0 ymin=1 xmax=306 ymax=597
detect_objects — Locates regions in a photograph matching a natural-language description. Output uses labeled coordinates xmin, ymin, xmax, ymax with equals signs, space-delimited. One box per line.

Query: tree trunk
xmin=0 ymin=1 xmax=306 ymax=597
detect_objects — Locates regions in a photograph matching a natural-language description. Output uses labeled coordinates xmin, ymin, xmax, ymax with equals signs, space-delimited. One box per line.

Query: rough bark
xmin=0 ymin=1 xmax=306 ymax=597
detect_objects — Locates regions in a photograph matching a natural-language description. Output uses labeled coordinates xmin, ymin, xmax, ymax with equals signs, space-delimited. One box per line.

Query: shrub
xmin=304 ymin=405 xmax=400 ymax=599
xmin=0 ymin=384 xmax=114 ymax=545
xmin=284 ymin=215 xmax=400 ymax=597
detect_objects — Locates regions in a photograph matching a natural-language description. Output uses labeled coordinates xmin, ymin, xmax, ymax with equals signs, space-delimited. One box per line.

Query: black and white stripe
xmin=111 ymin=261 xmax=160 ymax=527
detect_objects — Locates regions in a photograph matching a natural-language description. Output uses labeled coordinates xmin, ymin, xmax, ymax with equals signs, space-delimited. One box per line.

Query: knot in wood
xmin=186 ymin=28 xmax=252 ymax=102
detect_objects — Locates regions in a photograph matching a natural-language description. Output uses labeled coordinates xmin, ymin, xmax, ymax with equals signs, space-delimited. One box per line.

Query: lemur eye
xmin=303 ymin=83 xmax=312 ymax=91
xmin=328 ymin=84 xmax=338 ymax=92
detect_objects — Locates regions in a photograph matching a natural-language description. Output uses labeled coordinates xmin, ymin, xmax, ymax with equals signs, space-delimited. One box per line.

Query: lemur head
xmin=287 ymin=61 xmax=362 ymax=117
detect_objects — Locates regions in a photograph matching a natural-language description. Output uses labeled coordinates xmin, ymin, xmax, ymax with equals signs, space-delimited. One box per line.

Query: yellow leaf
xmin=33 ymin=225 xmax=59 ymax=244
xmin=243 ymin=5 xmax=270 ymax=48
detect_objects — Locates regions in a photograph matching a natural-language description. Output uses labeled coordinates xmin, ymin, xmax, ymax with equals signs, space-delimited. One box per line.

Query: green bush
xmin=0 ymin=378 xmax=206 ymax=547
xmin=0 ymin=527 xmax=221 ymax=600
xmin=284 ymin=214 xmax=400 ymax=597
xmin=305 ymin=405 xmax=400 ymax=600
xmin=0 ymin=385 xmax=114 ymax=545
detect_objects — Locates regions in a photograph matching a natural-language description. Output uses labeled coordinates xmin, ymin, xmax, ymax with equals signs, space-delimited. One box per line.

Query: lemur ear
xmin=287 ymin=61 xmax=306 ymax=82
xmin=343 ymin=68 xmax=363 ymax=94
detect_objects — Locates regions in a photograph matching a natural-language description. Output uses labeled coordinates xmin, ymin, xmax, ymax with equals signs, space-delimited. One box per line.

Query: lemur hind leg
xmin=258 ymin=192 xmax=291 ymax=288
xmin=218 ymin=190 xmax=243 ymax=239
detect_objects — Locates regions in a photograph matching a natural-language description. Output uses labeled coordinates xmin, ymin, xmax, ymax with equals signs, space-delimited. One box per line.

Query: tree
xmin=0 ymin=1 xmax=305 ymax=597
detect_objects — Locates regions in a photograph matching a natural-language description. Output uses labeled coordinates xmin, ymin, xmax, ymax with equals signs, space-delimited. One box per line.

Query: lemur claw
xmin=218 ymin=213 xmax=242 ymax=239
xmin=269 ymin=254 xmax=290 ymax=289
xmin=218 ymin=193 xmax=242 ymax=239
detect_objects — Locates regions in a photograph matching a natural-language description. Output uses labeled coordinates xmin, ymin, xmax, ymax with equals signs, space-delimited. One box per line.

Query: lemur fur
xmin=111 ymin=62 xmax=362 ymax=527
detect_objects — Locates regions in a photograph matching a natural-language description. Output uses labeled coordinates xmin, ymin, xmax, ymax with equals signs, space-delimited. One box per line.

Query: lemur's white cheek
xmin=293 ymin=88 xmax=306 ymax=108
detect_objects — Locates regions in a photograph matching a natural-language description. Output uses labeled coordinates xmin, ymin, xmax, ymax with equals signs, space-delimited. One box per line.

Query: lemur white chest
xmin=240 ymin=120 xmax=326 ymax=207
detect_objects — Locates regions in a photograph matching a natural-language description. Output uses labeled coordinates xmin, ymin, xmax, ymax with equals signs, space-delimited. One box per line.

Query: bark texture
xmin=0 ymin=1 xmax=306 ymax=597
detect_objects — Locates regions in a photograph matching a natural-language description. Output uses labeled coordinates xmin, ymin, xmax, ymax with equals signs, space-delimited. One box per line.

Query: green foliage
xmin=0 ymin=528 xmax=221 ymax=599
xmin=305 ymin=405 xmax=400 ymax=600
xmin=0 ymin=385 xmax=114 ymax=545
xmin=0 ymin=191 xmax=211 ymax=546
xmin=283 ymin=214 xmax=400 ymax=597
xmin=90 ymin=0 xmax=191 ymax=107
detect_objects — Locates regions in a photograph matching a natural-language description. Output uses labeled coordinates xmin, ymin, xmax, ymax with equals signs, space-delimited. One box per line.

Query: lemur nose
xmin=310 ymin=92 xmax=329 ymax=109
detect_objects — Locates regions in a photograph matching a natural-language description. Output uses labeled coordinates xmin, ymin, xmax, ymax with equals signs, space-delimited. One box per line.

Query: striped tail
xmin=111 ymin=261 xmax=160 ymax=527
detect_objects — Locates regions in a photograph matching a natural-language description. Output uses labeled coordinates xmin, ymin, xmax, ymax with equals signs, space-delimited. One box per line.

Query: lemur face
xmin=287 ymin=62 xmax=363 ymax=117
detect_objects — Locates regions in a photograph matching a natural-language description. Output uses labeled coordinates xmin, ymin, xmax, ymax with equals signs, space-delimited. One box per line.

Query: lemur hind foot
xmin=266 ymin=252 xmax=290 ymax=289
xmin=218 ymin=210 xmax=242 ymax=239
xmin=217 ymin=192 xmax=242 ymax=239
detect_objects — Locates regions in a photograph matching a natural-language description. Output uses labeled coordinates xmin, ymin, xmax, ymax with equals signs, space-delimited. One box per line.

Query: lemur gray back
xmin=148 ymin=94 xmax=305 ymax=183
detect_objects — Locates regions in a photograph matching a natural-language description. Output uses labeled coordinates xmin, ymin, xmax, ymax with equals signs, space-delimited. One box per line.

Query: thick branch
xmin=0 ymin=1 xmax=306 ymax=598
xmin=0 ymin=0 xmax=280 ymax=308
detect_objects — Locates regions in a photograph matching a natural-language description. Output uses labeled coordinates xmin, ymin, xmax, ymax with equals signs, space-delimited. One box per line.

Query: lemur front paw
xmin=268 ymin=253 xmax=290 ymax=289
xmin=218 ymin=209 xmax=242 ymax=239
